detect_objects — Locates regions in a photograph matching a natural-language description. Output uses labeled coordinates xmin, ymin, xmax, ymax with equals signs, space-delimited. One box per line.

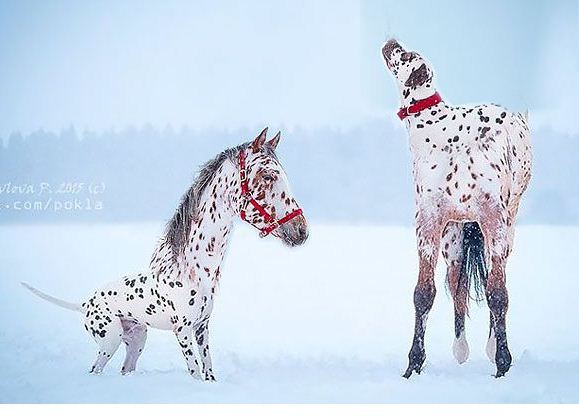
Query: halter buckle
xmin=260 ymin=220 xmax=279 ymax=237
xmin=406 ymin=104 xmax=419 ymax=116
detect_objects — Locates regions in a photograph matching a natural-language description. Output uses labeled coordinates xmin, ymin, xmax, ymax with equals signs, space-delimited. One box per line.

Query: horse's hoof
xmin=486 ymin=329 xmax=497 ymax=363
xmin=189 ymin=370 xmax=203 ymax=380
xmin=402 ymin=363 xmax=422 ymax=379
xmin=403 ymin=346 xmax=425 ymax=378
xmin=494 ymin=348 xmax=512 ymax=377
xmin=89 ymin=365 xmax=103 ymax=375
xmin=452 ymin=333 xmax=470 ymax=364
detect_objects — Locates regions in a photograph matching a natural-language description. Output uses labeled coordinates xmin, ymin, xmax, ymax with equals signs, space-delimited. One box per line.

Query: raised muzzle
xmin=382 ymin=39 xmax=402 ymax=65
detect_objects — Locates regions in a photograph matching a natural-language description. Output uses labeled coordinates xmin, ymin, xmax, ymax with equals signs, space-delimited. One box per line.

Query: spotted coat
xmin=74 ymin=129 xmax=308 ymax=379
xmin=382 ymin=39 xmax=532 ymax=378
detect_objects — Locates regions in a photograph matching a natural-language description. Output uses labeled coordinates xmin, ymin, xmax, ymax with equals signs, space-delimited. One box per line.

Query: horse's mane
xmin=163 ymin=141 xmax=281 ymax=260
xmin=163 ymin=143 xmax=248 ymax=259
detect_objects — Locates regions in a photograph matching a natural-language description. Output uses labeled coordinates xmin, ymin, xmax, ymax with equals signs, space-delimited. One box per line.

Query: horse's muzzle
xmin=279 ymin=214 xmax=309 ymax=247
xmin=382 ymin=38 xmax=402 ymax=66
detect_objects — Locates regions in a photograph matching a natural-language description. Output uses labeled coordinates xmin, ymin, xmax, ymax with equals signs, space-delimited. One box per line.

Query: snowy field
xmin=0 ymin=223 xmax=577 ymax=403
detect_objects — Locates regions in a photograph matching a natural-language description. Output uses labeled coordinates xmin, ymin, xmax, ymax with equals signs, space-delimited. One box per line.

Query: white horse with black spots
xmin=23 ymin=128 xmax=309 ymax=380
xmin=381 ymin=39 xmax=532 ymax=378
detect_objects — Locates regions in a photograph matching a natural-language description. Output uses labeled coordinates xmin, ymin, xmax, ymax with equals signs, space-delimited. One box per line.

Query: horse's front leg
xmin=403 ymin=214 xmax=443 ymax=378
xmin=174 ymin=325 xmax=203 ymax=380
xmin=194 ymin=319 xmax=215 ymax=381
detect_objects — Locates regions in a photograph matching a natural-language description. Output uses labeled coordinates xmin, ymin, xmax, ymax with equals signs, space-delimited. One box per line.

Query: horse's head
xmin=238 ymin=128 xmax=309 ymax=247
xmin=381 ymin=39 xmax=434 ymax=92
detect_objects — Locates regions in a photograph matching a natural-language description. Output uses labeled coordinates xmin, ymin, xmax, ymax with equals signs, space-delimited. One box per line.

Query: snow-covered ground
xmin=1 ymin=223 xmax=577 ymax=403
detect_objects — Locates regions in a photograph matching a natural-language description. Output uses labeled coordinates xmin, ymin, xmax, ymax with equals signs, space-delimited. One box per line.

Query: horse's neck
xmin=399 ymin=84 xmax=436 ymax=108
xmin=152 ymin=160 xmax=239 ymax=288
xmin=185 ymin=167 xmax=237 ymax=286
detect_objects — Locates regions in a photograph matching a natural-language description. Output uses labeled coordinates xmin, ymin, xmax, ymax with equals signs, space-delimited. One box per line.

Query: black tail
xmin=459 ymin=222 xmax=488 ymax=303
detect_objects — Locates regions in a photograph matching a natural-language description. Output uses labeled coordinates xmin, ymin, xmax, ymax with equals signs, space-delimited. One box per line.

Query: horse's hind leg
xmin=442 ymin=222 xmax=469 ymax=364
xmin=486 ymin=311 xmax=496 ymax=363
xmin=120 ymin=319 xmax=148 ymax=374
xmin=86 ymin=313 xmax=123 ymax=374
xmin=403 ymin=213 xmax=443 ymax=378
xmin=486 ymin=206 xmax=517 ymax=365
xmin=480 ymin=211 xmax=512 ymax=377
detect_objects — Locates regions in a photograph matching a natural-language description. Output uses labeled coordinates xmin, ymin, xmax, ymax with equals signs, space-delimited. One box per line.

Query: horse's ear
xmin=266 ymin=131 xmax=281 ymax=150
xmin=251 ymin=127 xmax=268 ymax=153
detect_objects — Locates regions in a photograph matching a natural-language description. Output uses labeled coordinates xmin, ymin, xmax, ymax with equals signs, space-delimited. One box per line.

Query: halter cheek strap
xmin=238 ymin=149 xmax=303 ymax=237
xmin=397 ymin=92 xmax=443 ymax=120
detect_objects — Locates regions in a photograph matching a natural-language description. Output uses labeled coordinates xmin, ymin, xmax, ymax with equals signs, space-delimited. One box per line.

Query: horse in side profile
xmin=381 ymin=39 xmax=532 ymax=378
xmin=23 ymin=127 xmax=308 ymax=380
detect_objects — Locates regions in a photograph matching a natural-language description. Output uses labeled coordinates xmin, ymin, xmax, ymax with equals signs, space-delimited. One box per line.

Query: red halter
xmin=238 ymin=149 xmax=303 ymax=237
xmin=397 ymin=92 xmax=443 ymax=120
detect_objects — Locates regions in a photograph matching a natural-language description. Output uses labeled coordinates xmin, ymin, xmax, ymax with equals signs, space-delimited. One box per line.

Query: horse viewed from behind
xmin=381 ymin=39 xmax=532 ymax=378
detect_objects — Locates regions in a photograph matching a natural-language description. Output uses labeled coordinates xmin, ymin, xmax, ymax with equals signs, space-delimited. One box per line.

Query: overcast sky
xmin=0 ymin=0 xmax=577 ymax=138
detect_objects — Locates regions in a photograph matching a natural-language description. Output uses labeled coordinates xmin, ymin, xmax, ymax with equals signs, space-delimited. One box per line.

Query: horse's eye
xmin=262 ymin=174 xmax=274 ymax=182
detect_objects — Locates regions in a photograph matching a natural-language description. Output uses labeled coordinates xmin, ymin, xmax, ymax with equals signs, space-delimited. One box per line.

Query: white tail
xmin=21 ymin=282 xmax=85 ymax=313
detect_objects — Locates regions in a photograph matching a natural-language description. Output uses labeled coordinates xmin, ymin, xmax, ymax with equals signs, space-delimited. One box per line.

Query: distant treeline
xmin=0 ymin=121 xmax=577 ymax=224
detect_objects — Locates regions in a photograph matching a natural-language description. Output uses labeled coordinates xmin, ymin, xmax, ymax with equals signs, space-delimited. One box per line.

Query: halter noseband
xmin=238 ymin=149 xmax=303 ymax=237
